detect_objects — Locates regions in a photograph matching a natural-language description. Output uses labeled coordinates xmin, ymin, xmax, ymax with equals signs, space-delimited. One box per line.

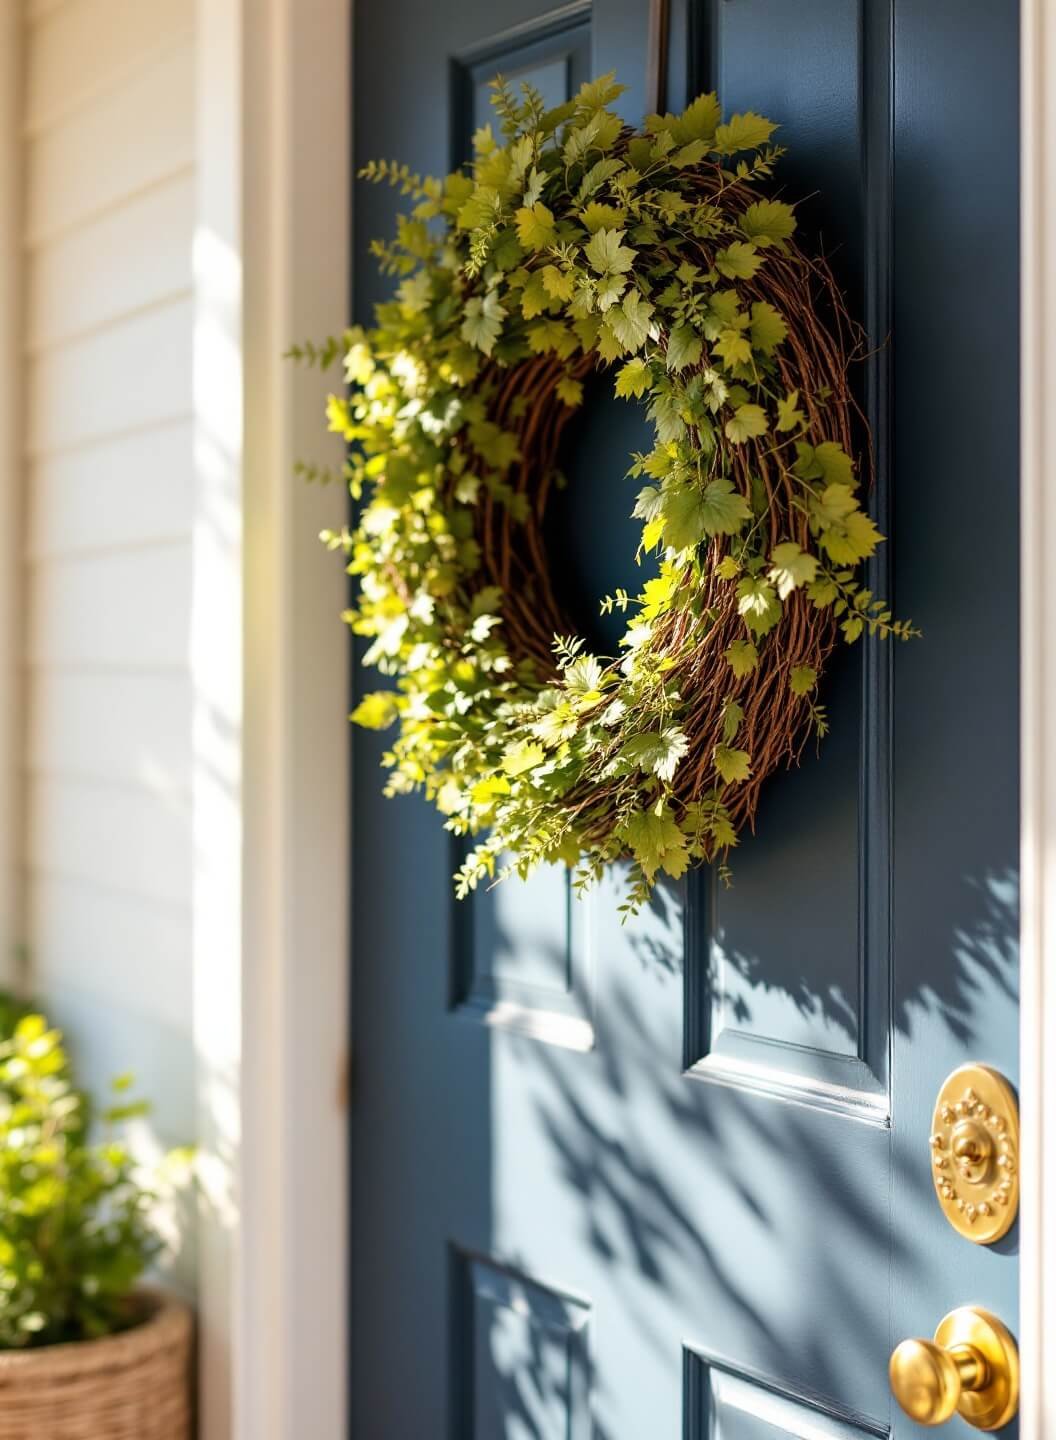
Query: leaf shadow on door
xmin=481 ymin=849 xmax=1018 ymax=1427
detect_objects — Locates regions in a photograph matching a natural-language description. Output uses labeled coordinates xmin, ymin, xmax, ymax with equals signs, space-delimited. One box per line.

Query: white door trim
xmin=1020 ymin=1 xmax=1056 ymax=1433
xmin=0 ymin=0 xmax=23 ymax=983
xmin=192 ymin=1 xmax=350 ymax=1436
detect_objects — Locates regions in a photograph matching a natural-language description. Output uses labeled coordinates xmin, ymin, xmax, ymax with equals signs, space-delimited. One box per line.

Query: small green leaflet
xmin=461 ymin=290 xmax=507 ymax=355
xmin=675 ymin=92 xmax=721 ymax=144
xmin=350 ymin=691 xmax=400 ymax=730
xmin=579 ymin=201 xmax=627 ymax=233
xmin=577 ymin=157 xmax=624 ymax=202
xmin=795 ymin=440 xmax=855 ymax=488
xmin=564 ymin=654 xmax=605 ymax=695
xmin=789 ymin=665 xmax=818 ymax=695
xmin=738 ymin=199 xmax=796 ymax=246
xmin=605 ymin=290 xmax=655 ymax=352
xmin=541 ymin=264 xmax=575 ymax=301
xmin=666 ymin=324 xmax=703 ymax=372
xmin=809 ymin=482 xmax=858 ymax=528
xmin=519 ymin=271 xmax=551 ymax=319
xmin=819 ymin=508 xmax=883 ymax=564
xmin=725 ymin=639 xmax=759 ymax=677
xmin=662 ymin=477 xmax=750 ymax=550
xmin=749 ymin=302 xmax=787 ymax=355
xmin=776 ymin=389 xmax=805 ymax=432
xmin=619 ymin=803 xmax=691 ymax=882
xmin=725 ymin=404 xmax=768 ymax=444
xmin=556 ymin=376 xmax=584 ymax=407
xmin=713 ymin=111 xmax=778 ymax=155
xmin=615 ymin=357 xmax=651 ymax=398
xmin=721 ymin=699 xmax=744 ymax=743
xmin=715 ymin=329 xmax=752 ymax=369
xmin=620 ymin=728 xmax=690 ymax=783
xmin=736 ymin=576 xmax=782 ymax=635
xmin=584 ymin=226 xmax=637 ymax=276
xmin=768 ymin=541 xmax=818 ymax=599
xmin=502 ymin=739 xmax=546 ymax=777
xmin=700 ymin=477 xmax=751 ymax=535
xmin=714 ymin=744 xmax=752 ymax=784
xmin=515 ymin=202 xmax=557 ymax=250
xmin=715 ymin=241 xmax=763 ymax=280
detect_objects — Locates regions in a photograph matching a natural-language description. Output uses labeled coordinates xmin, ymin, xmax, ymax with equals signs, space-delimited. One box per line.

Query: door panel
xmin=350 ymin=2 xmax=1020 ymax=1435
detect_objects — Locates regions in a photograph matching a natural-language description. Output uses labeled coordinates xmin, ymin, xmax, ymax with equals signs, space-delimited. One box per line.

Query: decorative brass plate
xmin=930 ymin=1064 xmax=1019 ymax=1244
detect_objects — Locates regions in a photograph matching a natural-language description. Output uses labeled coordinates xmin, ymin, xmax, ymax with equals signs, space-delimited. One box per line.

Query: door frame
xmin=0 ymin=0 xmax=23 ymax=986
xmin=1019 ymin=0 xmax=1056 ymax=1432
xmin=190 ymin=0 xmax=1055 ymax=1435
xmin=192 ymin=0 xmax=350 ymax=1436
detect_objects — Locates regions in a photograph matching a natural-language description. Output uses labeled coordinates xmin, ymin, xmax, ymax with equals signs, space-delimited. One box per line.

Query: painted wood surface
xmin=350 ymin=2 xmax=1020 ymax=1433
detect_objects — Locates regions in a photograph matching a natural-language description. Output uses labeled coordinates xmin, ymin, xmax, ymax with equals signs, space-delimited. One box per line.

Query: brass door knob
xmin=889 ymin=1306 xmax=1018 ymax=1430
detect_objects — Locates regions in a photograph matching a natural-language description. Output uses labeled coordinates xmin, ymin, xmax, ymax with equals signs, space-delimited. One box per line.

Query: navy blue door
xmin=350 ymin=3 xmax=1020 ymax=1435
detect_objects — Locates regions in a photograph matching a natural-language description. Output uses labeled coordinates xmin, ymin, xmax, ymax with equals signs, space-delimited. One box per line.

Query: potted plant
xmin=0 ymin=1012 xmax=192 ymax=1439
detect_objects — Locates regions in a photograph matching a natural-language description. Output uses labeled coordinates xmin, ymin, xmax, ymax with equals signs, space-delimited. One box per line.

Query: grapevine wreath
xmin=296 ymin=74 xmax=914 ymax=914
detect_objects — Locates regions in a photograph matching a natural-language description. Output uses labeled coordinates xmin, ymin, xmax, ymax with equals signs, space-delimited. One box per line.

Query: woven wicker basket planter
xmin=0 ymin=1291 xmax=192 ymax=1440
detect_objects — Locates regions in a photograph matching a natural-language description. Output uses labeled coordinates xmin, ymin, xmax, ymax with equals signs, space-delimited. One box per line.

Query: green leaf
xmin=714 ymin=744 xmax=752 ymax=784
xmin=721 ymin=699 xmax=744 ymax=743
xmin=666 ymin=324 xmax=703 ymax=372
xmin=739 ymin=199 xmax=796 ymax=246
xmin=699 ymin=477 xmax=751 ymax=536
xmin=541 ymin=264 xmax=575 ymax=302
xmin=676 ymin=92 xmax=722 ymax=144
xmin=615 ymin=357 xmax=651 ymax=399
xmin=514 ymin=202 xmax=557 ymax=250
xmin=579 ymin=201 xmax=627 ymax=233
xmin=808 ymin=482 xmax=858 ymax=528
xmin=619 ymin=803 xmax=691 ymax=882
xmin=605 ymin=290 xmax=655 ymax=352
xmin=577 ymin=158 xmax=624 ymax=202
xmin=807 ymin=576 xmax=839 ymax=608
xmin=796 ymin=440 xmax=855 ymax=488
xmin=556 ymin=376 xmax=584 ymax=407
xmin=715 ymin=329 xmax=753 ymax=369
xmin=672 ymin=138 xmax=710 ymax=168
xmin=713 ymin=111 xmax=778 ymax=155
xmin=725 ymin=639 xmax=759 ymax=677
xmin=565 ymin=654 xmax=605 ymax=695
xmin=584 ymin=226 xmax=637 ymax=276
xmin=749 ymin=301 xmax=787 ymax=355
xmin=519 ymin=270 xmax=552 ymax=320
xmin=720 ymin=639 xmax=754 ymax=676
xmin=502 ymin=739 xmax=546 ymax=777
xmin=725 ymin=403 xmax=768 ymax=444
xmin=715 ymin=241 xmax=763 ymax=280
xmin=768 ymin=541 xmax=818 ymax=599
xmin=789 ymin=665 xmax=818 ymax=695
xmin=620 ymin=728 xmax=690 ymax=783
xmin=776 ymin=389 xmax=805 ymax=432
xmin=350 ymin=691 xmax=400 ymax=730
xmin=460 ymin=290 xmax=507 ymax=355
xmin=819 ymin=508 xmax=884 ymax=564
xmin=661 ymin=486 xmax=709 ymax=551
xmin=736 ymin=576 xmax=782 ymax=635
xmin=716 ymin=555 xmax=741 ymax=581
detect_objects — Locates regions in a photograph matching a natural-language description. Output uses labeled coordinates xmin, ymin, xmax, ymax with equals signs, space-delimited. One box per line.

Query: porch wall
xmin=20 ymin=0 xmax=198 ymax=1289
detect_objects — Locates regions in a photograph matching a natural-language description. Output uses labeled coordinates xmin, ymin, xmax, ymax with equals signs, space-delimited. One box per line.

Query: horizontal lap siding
xmin=23 ymin=0 xmax=197 ymax=1290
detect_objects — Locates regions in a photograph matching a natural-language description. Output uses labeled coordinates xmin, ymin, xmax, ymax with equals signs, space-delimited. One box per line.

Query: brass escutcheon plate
xmin=930 ymin=1064 xmax=1019 ymax=1244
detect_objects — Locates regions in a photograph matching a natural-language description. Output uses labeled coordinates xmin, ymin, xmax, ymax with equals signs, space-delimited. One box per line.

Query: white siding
xmin=22 ymin=0 xmax=197 ymax=1293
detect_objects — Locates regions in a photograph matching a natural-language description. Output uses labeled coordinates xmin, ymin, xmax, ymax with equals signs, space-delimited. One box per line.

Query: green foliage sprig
xmin=301 ymin=72 xmax=914 ymax=913
xmin=0 ymin=1012 xmax=190 ymax=1348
